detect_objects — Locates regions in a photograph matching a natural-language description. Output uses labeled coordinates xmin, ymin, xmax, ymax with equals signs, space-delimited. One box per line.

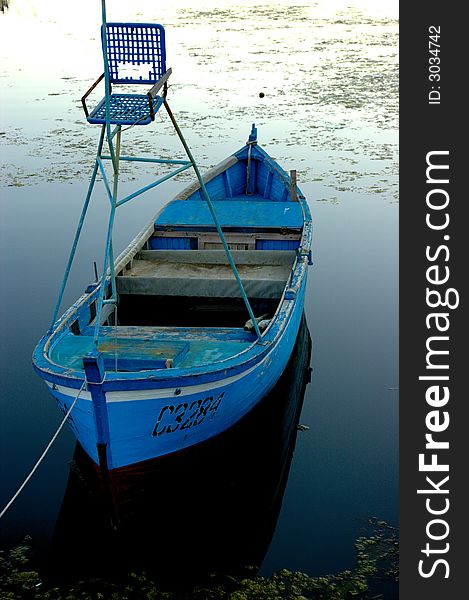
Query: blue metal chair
xmin=82 ymin=23 xmax=171 ymax=126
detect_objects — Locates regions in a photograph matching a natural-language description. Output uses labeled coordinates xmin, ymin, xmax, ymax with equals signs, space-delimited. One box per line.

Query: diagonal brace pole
xmin=163 ymin=100 xmax=263 ymax=341
xmin=93 ymin=127 xmax=121 ymax=345
xmin=49 ymin=126 xmax=106 ymax=332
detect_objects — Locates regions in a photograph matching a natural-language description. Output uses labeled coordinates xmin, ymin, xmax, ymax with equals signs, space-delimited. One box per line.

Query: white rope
xmin=0 ymin=380 xmax=86 ymax=520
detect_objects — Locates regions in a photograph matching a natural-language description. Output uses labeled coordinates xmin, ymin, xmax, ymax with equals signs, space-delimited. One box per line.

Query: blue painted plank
xmin=155 ymin=200 xmax=303 ymax=229
xmin=256 ymin=240 xmax=300 ymax=251
xmin=225 ymin=161 xmax=247 ymax=196
xmin=150 ymin=237 xmax=196 ymax=249
xmin=49 ymin=331 xmax=253 ymax=372
xmin=51 ymin=334 xmax=189 ymax=369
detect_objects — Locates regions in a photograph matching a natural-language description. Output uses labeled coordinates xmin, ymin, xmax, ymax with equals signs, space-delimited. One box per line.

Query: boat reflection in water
xmin=47 ymin=316 xmax=312 ymax=584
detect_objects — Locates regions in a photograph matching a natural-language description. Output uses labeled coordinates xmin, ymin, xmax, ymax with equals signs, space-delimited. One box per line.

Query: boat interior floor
xmin=116 ymin=250 xmax=296 ymax=299
xmin=49 ymin=325 xmax=259 ymax=373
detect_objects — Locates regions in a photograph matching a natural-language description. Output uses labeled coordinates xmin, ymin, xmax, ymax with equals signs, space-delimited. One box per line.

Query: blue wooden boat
xmin=32 ymin=6 xmax=312 ymax=474
xmin=33 ymin=132 xmax=312 ymax=471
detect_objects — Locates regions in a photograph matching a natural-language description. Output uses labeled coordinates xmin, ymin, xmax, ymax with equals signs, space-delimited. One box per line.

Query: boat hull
xmin=47 ymin=279 xmax=306 ymax=470
xmin=33 ymin=129 xmax=313 ymax=472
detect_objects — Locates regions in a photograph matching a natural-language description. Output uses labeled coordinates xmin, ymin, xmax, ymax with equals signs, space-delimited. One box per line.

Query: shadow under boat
xmin=46 ymin=315 xmax=312 ymax=585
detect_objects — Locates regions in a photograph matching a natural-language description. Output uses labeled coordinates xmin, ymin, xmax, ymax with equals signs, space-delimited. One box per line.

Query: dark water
xmin=0 ymin=0 xmax=398 ymax=595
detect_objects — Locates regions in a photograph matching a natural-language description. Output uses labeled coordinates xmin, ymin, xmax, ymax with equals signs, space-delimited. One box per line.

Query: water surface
xmin=0 ymin=0 xmax=398 ymax=593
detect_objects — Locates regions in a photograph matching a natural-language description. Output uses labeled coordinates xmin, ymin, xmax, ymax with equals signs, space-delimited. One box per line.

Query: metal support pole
xmin=93 ymin=125 xmax=121 ymax=344
xmin=49 ymin=126 xmax=106 ymax=332
xmin=101 ymin=0 xmax=117 ymax=172
xmin=115 ymin=163 xmax=192 ymax=207
xmin=108 ymin=127 xmax=121 ymax=303
xmin=93 ymin=196 xmax=117 ymax=345
xmin=163 ymin=100 xmax=263 ymax=340
xmin=51 ymin=9 xmax=263 ymax=343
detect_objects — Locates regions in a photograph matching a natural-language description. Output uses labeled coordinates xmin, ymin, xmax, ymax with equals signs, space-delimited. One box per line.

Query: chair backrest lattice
xmin=103 ymin=23 xmax=166 ymax=85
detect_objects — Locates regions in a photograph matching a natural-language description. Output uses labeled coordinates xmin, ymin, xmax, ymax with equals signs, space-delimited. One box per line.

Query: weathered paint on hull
xmin=47 ymin=280 xmax=306 ymax=470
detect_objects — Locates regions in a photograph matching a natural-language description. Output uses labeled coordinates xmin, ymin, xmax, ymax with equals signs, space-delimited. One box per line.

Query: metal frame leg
xmin=49 ymin=126 xmax=106 ymax=332
xmin=163 ymin=100 xmax=263 ymax=340
xmin=93 ymin=127 xmax=121 ymax=345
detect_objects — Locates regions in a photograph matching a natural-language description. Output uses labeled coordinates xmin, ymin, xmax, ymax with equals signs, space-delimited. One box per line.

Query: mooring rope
xmin=0 ymin=380 xmax=86 ymax=520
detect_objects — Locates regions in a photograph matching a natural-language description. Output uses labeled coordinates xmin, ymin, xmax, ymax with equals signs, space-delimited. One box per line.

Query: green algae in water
xmin=0 ymin=519 xmax=398 ymax=599
xmin=0 ymin=0 xmax=398 ymax=201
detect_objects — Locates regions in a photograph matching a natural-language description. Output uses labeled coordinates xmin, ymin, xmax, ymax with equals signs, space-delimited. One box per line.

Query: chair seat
xmin=87 ymin=93 xmax=164 ymax=126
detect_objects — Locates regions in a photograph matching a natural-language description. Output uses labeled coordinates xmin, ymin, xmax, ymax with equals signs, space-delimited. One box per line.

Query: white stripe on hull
xmin=46 ymin=356 xmax=262 ymax=403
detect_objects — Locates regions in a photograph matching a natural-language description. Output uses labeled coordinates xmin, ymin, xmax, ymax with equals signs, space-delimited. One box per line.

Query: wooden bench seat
xmin=116 ymin=249 xmax=296 ymax=299
xmin=155 ymin=200 xmax=304 ymax=230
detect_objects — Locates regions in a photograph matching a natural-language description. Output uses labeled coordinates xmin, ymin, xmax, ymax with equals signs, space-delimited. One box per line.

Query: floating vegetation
xmin=0 ymin=519 xmax=398 ymax=599
xmin=1 ymin=1 xmax=398 ymax=202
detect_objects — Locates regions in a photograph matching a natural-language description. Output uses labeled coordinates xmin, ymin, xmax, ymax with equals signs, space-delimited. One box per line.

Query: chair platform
xmin=87 ymin=93 xmax=164 ymax=126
